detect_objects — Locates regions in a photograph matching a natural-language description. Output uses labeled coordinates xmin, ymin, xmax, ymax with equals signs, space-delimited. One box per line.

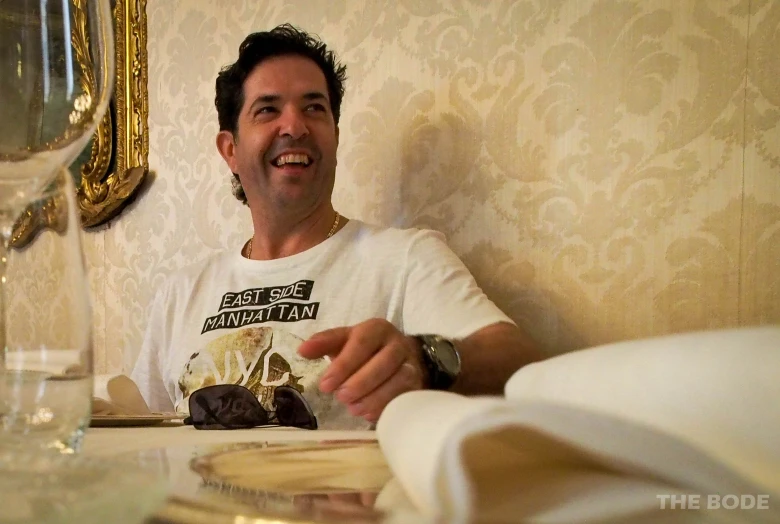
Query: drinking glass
xmin=0 ymin=169 xmax=93 ymax=464
xmin=0 ymin=0 xmax=114 ymax=465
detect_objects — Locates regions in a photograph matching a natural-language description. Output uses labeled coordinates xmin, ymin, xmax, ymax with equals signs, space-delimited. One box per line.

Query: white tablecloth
xmin=83 ymin=422 xmax=376 ymax=457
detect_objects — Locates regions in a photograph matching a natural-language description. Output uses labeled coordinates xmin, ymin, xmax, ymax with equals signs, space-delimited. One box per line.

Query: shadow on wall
xmin=386 ymin=100 xmax=582 ymax=355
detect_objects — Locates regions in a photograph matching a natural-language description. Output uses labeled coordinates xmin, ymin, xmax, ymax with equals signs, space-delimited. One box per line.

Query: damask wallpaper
xmin=79 ymin=0 xmax=779 ymax=374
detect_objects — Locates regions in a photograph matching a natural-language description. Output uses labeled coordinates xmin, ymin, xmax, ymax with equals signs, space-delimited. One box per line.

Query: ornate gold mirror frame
xmin=11 ymin=0 xmax=148 ymax=248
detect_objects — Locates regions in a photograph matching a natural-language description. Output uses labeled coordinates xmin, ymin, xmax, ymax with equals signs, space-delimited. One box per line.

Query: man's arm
xmin=297 ymin=319 xmax=542 ymax=423
xmin=448 ymin=321 xmax=542 ymax=395
xmin=298 ymin=228 xmax=543 ymax=422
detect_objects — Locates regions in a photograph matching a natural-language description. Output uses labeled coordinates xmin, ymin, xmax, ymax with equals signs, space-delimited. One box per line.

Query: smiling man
xmin=131 ymin=24 xmax=541 ymax=429
xmin=216 ymin=51 xmax=340 ymax=255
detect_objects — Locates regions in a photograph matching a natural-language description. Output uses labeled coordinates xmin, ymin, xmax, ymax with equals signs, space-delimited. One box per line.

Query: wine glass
xmin=0 ymin=168 xmax=93 ymax=465
xmin=0 ymin=0 xmax=114 ymax=464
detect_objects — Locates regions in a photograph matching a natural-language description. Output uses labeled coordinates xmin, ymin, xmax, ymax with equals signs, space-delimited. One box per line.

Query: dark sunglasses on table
xmin=183 ymin=384 xmax=317 ymax=430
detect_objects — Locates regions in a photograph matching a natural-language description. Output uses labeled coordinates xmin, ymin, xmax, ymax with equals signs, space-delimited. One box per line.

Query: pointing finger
xmin=297 ymin=327 xmax=350 ymax=359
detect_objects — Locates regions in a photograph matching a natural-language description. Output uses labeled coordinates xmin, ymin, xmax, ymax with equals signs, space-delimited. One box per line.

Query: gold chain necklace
xmin=245 ymin=212 xmax=340 ymax=259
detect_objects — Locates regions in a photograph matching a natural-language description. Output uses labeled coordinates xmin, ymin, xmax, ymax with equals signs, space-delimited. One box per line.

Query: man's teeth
xmin=274 ymin=153 xmax=311 ymax=167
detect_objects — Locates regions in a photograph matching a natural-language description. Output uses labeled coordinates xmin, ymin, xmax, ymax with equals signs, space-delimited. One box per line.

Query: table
xmin=81 ymin=423 xmax=429 ymax=524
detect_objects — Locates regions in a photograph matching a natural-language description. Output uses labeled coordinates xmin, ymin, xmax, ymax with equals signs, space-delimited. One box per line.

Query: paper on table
xmin=93 ymin=374 xmax=152 ymax=416
xmin=376 ymin=327 xmax=780 ymax=524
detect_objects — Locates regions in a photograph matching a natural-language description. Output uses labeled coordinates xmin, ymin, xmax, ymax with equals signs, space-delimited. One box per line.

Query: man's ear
xmin=216 ymin=130 xmax=238 ymax=172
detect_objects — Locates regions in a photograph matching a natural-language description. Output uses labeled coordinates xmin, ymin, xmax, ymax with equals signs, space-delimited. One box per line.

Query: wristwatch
xmin=416 ymin=334 xmax=462 ymax=390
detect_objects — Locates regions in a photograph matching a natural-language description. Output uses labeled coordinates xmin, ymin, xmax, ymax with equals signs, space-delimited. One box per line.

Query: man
xmin=131 ymin=24 xmax=540 ymax=429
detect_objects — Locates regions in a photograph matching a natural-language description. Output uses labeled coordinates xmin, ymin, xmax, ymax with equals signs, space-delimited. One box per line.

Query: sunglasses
xmin=183 ymin=384 xmax=318 ymax=430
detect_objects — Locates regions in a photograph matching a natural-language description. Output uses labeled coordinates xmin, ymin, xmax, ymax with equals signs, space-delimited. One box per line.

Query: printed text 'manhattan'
xmin=202 ymin=302 xmax=319 ymax=333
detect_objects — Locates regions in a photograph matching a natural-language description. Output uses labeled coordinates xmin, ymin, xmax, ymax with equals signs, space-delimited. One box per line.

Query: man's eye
xmin=306 ymin=104 xmax=326 ymax=112
xmin=256 ymin=107 xmax=276 ymax=115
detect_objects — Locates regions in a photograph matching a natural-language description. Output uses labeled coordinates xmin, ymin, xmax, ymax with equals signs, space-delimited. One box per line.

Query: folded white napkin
xmin=92 ymin=374 xmax=152 ymax=416
xmin=377 ymin=326 xmax=780 ymax=523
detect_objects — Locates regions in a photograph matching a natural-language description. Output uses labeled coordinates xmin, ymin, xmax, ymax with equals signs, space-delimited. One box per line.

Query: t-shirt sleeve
xmin=130 ymin=282 xmax=176 ymax=413
xmin=401 ymin=229 xmax=514 ymax=339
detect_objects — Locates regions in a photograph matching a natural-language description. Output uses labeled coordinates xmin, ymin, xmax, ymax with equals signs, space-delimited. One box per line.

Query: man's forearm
xmin=451 ymin=322 xmax=543 ymax=395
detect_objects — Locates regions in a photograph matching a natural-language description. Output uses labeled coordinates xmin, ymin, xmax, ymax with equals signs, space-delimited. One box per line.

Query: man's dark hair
xmin=215 ymin=24 xmax=348 ymax=135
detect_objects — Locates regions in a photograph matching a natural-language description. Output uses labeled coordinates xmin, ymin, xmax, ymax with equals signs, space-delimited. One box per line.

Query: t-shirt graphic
xmin=176 ymin=327 xmax=338 ymax=422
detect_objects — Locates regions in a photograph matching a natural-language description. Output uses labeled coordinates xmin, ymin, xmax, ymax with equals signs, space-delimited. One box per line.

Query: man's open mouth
xmin=272 ymin=153 xmax=313 ymax=167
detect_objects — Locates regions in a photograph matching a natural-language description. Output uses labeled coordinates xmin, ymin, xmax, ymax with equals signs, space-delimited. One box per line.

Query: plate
xmin=90 ymin=414 xmax=185 ymax=427
xmin=154 ymin=440 xmax=433 ymax=524
xmin=191 ymin=440 xmax=392 ymax=494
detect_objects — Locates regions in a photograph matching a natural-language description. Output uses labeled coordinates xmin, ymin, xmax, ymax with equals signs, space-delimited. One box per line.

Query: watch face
xmin=432 ymin=338 xmax=461 ymax=375
xmin=419 ymin=335 xmax=461 ymax=390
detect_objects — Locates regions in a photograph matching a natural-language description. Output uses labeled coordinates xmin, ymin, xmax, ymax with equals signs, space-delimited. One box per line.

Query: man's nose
xmin=278 ymin=107 xmax=309 ymax=140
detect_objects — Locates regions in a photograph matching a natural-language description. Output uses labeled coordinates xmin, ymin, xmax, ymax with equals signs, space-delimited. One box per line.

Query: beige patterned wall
xmin=81 ymin=0 xmax=780 ymax=374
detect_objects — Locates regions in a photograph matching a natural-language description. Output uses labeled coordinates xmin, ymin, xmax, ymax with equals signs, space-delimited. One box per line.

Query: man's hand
xmin=297 ymin=319 xmax=426 ymax=423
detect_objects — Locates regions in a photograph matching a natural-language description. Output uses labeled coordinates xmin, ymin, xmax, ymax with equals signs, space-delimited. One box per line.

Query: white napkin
xmin=92 ymin=374 xmax=152 ymax=416
xmin=376 ymin=326 xmax=780 ymax=523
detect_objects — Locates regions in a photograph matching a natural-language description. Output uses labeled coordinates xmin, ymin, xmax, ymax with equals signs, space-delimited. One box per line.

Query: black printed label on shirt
xmin=218 ymin=280 xmax=314 ymax=310
xmin=202 ymin=280 xmax=319 ymax=334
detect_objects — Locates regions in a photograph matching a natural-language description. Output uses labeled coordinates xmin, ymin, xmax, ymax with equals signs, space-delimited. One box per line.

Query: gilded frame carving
xmin=79 ymin=0 xmax=148 ymax=227
xmin=11 ymin=0 xmax=148 ymax=248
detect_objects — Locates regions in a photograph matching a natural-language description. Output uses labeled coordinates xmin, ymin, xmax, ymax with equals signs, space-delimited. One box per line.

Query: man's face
xmin=218 ymin=55 xmax=339 ymax=213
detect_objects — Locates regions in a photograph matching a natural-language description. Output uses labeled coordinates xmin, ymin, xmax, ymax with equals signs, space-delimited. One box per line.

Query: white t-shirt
xmin=131 ymin=220 xmax=512 ymax=429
